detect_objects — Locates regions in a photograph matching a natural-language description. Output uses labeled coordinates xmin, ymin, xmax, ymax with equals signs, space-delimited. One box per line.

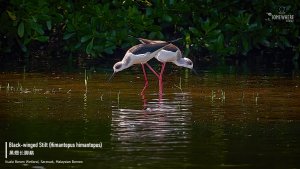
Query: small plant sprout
xmin=211 ymin=90 xmax=216 ymax=102
xmin=174 ymin=77 xmax=183 ymax=93
xmin=255 ymin=92 xmax=259 ymax=105
xmin=6 ymin=83 xmax=9 ymax=92
xmin=117 ymin=90 xmax=120 ymax=108
xmin=221 ymin=89 xmax=226 ymax=102
xmin=19 ymin=85 xmax=23 ymax=93
xmin=84 ymin=69 xmax=88 ymax=92
xmin=100 ymin=94 xmax=104 ymax=101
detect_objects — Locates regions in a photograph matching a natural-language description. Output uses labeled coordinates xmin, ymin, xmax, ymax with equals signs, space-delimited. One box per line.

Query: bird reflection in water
xmin=110 ymin=92 xmax=192 ymax=163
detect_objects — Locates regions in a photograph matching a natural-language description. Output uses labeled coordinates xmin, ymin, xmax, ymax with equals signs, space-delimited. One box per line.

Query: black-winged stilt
xmin=109 ymin=42 xmax=171 ymax=94
xmin=110 ymin=37 xmax=193 ymax=95
xmin=136 ymin=38 xmax=193 ymax=93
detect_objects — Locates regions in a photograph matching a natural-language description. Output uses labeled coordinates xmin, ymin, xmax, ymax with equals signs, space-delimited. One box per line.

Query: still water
xmin=1 ymin=70 xmax=300 ymax=169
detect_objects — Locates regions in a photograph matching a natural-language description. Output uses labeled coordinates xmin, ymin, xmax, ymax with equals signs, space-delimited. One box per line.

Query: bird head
xmin=182 ymin=58 xmax=193 ymax=69
xmin=108 ymin=61 xmax=126 ymax=82
xmin=113 ymin=61 xmax=125 ymax=73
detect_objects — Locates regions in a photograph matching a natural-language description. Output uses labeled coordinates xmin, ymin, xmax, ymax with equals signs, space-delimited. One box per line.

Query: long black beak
xmin=108 ymin=72 xmax=115 ymax=82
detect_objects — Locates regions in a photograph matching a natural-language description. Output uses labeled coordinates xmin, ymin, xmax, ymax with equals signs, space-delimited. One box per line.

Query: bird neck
xmin=173 ymin=58 xmax=186 ymax=67
xmin=120 ymin=61 xmax=130 ymax=70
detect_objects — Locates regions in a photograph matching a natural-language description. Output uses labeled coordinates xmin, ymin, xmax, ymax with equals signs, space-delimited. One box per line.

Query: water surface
xmin=1 ymin=70 xmax=300 ymax=169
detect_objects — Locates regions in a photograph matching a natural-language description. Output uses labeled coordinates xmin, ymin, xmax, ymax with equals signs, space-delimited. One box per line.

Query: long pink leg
xmin=141 ymin=93 xmax=147 ymax=110
xmin=159 ymin=62 xmax=166 ymax=95
xmin=141 ymin=64 xmax=148 ymax=95
xmin=145 ymin=63 xmax=159 ymax=78
xmin=144 ymin=62 xmax=166 ymax=95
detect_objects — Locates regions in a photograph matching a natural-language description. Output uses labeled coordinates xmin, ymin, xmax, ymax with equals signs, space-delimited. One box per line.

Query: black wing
xmin=129 ymin=43 xmax=169 ymax=55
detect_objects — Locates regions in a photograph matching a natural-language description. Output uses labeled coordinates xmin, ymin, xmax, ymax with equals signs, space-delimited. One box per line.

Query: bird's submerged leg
xmin=141 ymin=64 xmax=149 ymax=95
xmin=159 ymin=62 xmax=166 ymax=95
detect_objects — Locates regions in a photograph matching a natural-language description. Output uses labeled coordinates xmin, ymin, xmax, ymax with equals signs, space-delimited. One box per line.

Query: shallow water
xmin=1 ymin=70 xmax=300 ymax=169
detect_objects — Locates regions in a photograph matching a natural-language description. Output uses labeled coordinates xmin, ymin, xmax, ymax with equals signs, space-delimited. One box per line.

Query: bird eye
xmin=115 ymin=64 xmax=122 ymax=70
xmin=187 ymin=60 xmax=192 ymax=65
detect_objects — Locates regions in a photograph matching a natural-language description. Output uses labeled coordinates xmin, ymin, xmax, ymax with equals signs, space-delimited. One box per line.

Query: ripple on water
xmin=110 ymin=93 xmax=192 ymax=165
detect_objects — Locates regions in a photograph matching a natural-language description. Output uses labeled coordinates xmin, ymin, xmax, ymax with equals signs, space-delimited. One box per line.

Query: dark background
xmin=0 ymin=0 xmax=299 ymax=73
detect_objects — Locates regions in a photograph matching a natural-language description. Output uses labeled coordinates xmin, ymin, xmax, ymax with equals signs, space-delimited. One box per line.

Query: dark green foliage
xmin=0 ymin=0 xmax=299 ymax=60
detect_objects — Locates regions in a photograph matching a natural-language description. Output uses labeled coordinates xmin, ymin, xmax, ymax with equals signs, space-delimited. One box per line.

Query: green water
xmin=1 ymin=70 xmax=300 ymax=169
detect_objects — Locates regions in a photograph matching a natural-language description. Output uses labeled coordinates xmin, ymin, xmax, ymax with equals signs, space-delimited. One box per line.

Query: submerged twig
xmin=100 ymin=94 xmax=104 ymax=101
xmin=174 ymin=77 xmax=183 ymax=93
xmin=211 ymin=90 xmax=216 ymax=102
xmin=221 ymin=89 xmax=226 ymax=103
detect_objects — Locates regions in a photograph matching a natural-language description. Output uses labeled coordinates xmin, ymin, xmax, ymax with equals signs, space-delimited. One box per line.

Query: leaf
xmin=32 ymin=16 xmax=37 ymax=22
xmin=217 ymin=34 xmax=224 ymax=47
xmin=209 ymin=23 xmax=218 ymax=32
xmin=81 ymin=35 xmax=92 ymax=43
xmin=24 ymin=37 xmax=31 ymax=45
xmin=261 ymin=39 xmax=270 ymax=47
xmin=74 ymin=42 xmax=81 ymax=49
xmin=202 ymin=19 xmax=218 ymax=33
xmin=248 ymin=23 xmax=257 ymax=31
xmin=20 ymin=44 xmax=27 ymax=52
xmin=224 ymin=24 xmax=235 ymax=31
xmin=208 ymin=30 xmax=221 ymax=38
xmin=280 ymin=36 xmax=291 ymax=47
xmin=148 ymin=25 xmax=161 ymax=32
xmin=18 ymin=21 xmax=24 ymax=38
xmin=245 ymin=14 xmax=252 ymax=24
xmin=146 ymin=8 xmax=152 ymax=16
xmin=163 ymin=15 xmax=172 ymax=22
xmin=189 ymin=27 xmax=200 ymax=36
xmin=242 ymin=38 xmax=250 ymax=53
xmin=31 ymin=22 xmax=44 ymax=35
xmin=185 ymin=33 xmax=191 ymax=45
xmin=202 ymin=19 xmax=210 ymax=32
xmin=148 ymin=31 xmax=164 ymax=40
xmin=6 ymin=10 xmax=16 ymax=21
xmin=63 ymin=33 xmax=75 ymax=40
xmin=86 ymin=38 xmax=94 ymax=54
xmin=104 ymin=48 xmax=114 ymax=54
xmin=35 ymin=36 xmax=49 ymax=42
xmin=46 ymin=20 xmax=52 ymax=30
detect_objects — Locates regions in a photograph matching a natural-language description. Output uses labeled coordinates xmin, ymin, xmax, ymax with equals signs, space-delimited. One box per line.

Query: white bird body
xmin=110 ymin=37 xmax=194 ymax=94
xmin=155 ymin=49 xmax=178 ymax=62
xmin=137 ymin=38 xmax=193 ymax=69
xmin=112 ymin=43 xmax=170 ymax=73
xmin=155 ymin=44 xmax=193 ymax=69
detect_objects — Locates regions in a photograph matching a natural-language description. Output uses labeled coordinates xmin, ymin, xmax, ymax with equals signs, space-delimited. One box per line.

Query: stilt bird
xmin=109 ymin=42 xmax=171 ymax=94
xmin=110 ymin=37 xmax=193 ymax=95
xmin=136 ymin=38 xmax=193 ymax=93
